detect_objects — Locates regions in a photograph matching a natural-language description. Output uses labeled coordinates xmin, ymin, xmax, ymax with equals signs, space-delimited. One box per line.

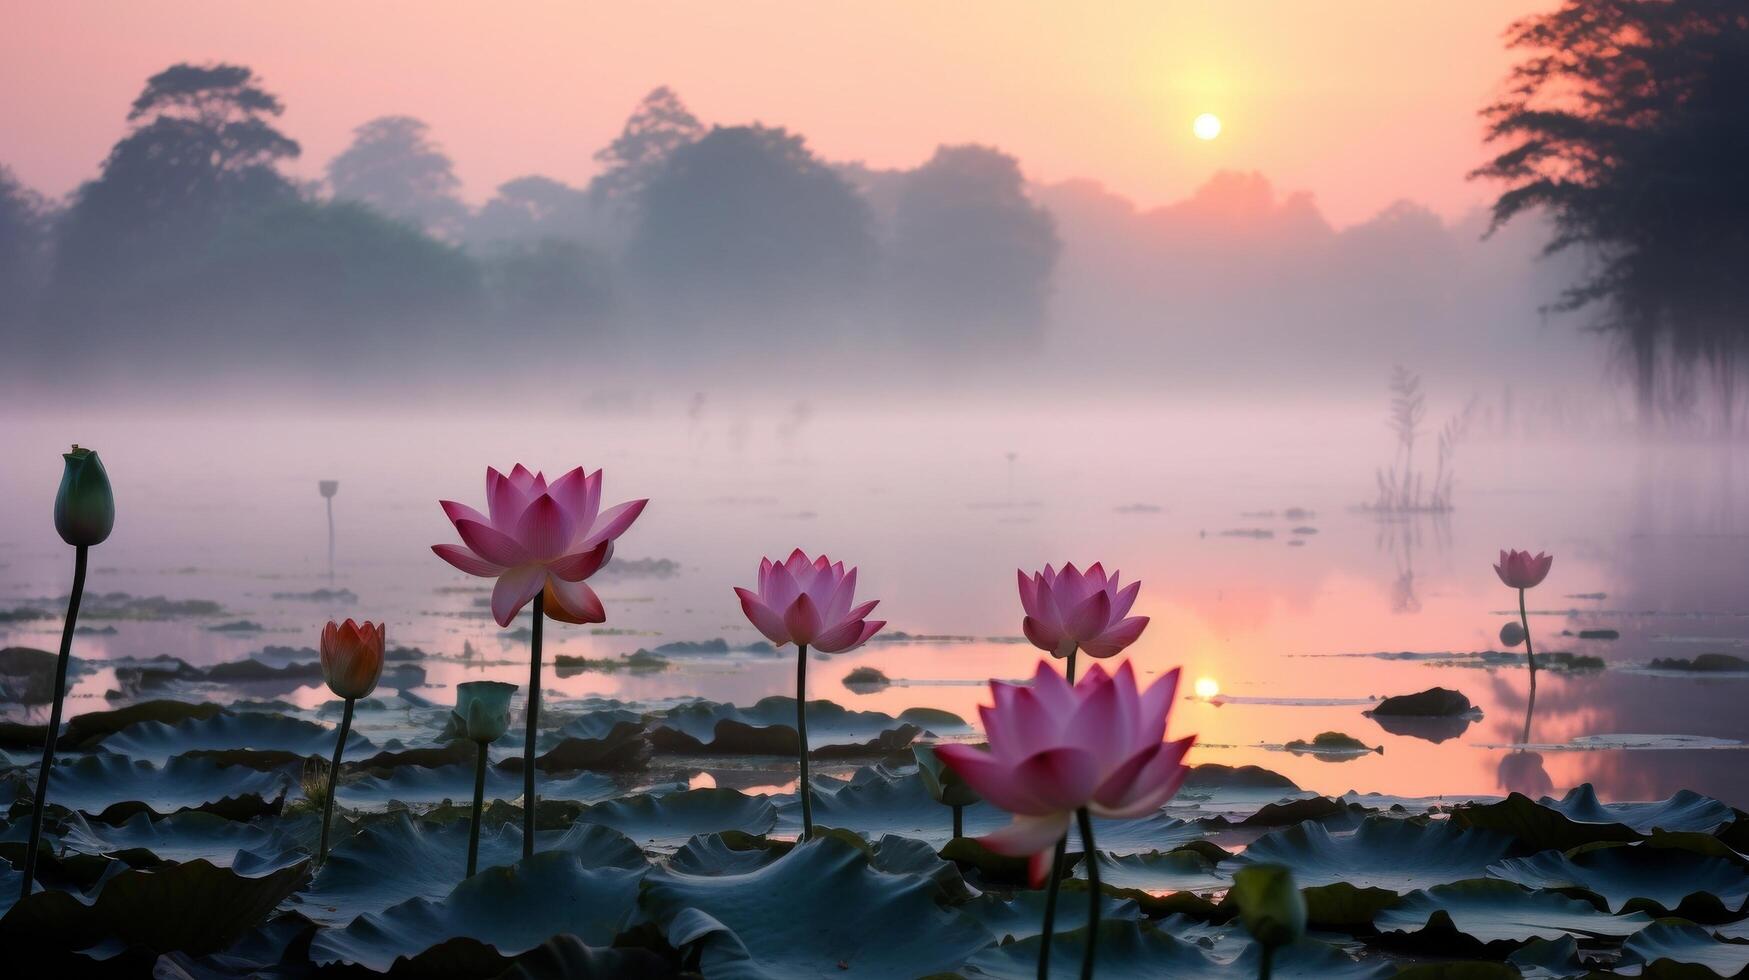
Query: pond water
xmin=5 ymin=397 xmax=1749 ymax=806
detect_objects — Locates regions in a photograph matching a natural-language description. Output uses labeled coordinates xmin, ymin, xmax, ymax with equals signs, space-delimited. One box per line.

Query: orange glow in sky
xmin=3 ymin=1 xmax=1535 ymax=225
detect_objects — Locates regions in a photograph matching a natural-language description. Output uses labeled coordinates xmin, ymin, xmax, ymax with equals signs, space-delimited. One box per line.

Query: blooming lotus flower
xmin=432 ymin=465 xmax=647 ymax=627
xmin=320 ymin=619 xmax=385 ymax=700
xmin=937 ymin=660 xmax=1194 ymax=886
xmin=1494 ymin=550 xmax=1553 ymax=590
xmin=1018 ymin=562 xmax=1148 ymax=661
xmin=734 ymin=549 xmax=885 ymax=652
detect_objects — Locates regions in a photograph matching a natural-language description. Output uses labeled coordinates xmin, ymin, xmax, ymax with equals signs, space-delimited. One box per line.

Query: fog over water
xmin=7 ymin=391 xmax=1747 ymax=804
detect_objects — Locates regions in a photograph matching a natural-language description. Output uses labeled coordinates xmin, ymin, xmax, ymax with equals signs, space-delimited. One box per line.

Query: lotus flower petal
xmin=735 ymin=550 xmax=882 ymax=652
xmin=491 ymin=564 xmax=547 ymax=627
xmin=432 ymin=543 xmax=503 ymax=577
xmin=544 ymin=578 xmax=606 ymax=625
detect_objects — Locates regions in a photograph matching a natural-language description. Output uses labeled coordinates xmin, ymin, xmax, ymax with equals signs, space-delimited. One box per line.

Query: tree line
xmin=0 ymin=69 xmax=1059 ymax=371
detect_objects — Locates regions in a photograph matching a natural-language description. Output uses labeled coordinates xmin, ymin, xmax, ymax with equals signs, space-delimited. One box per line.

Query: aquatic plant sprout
xmin=938 ymin=660 xmax=1194 ymax=979
xmin=735 ymin=549 xmax=885 ymax=840
xmin=21 ymin=446 xmax=114 ymax=902
xmin=432 ymin=464 xmax=646 ymax=859
xmin=316 ymin=618 xmax=384 ymax=864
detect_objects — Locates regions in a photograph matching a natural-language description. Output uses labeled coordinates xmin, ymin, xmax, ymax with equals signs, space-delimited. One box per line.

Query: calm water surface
xmin=5 ymin=398 xmax=1748 ymax=805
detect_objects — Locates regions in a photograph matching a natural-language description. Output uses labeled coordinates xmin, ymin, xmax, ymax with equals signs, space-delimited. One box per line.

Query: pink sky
xmin=3 ymin=1 xmax=1540 ymax=226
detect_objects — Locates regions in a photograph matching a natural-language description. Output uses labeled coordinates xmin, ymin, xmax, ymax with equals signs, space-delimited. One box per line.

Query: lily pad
xmin=1542 ymin=785 xmax=1737 ymax=836
xmin=293 ymin=812 xmax=646 ymax=926
xmin=1374 ymin=879 xmax=1652 ymax=951
xmin=647 ymin=697 xmax=968 ymax=755
xmin=640 ymin=834 xmax=994 ymax=979
xmin=1617 ymin=922 xmax=1749 ymax=977
xmin=1075 ymin=846 xmax=1228 ymax=894
xmin=335 ymin=762 xmax=617 ymax=810
xmin=962 ymin=884 xmax=1143 ymax=941
xmin=61 ymin=700 xmax=226 ymax=749
xmin=54 ymin=810 xmax=310 ymax=869
xmin=1236 ymin=817 xmax=1517 ymax=891
xmin=494 ymin=934 xmax=680 ymax=979
xmin=776 ymin=768 xmax=1007 ymax=845
xmin=308 ymin=848 xmax=646 ymax=972
xmin=958 ymin=921 xmax=1391 ymax=979
xmin=575 ymin=788 xmax=778 ymax=847
xmin=97 ymin=711 xmax=373 ymax=764
xmin=1454 ymin=786 xmax=1735 ymax=852
xmin=6 ymin=754 xmax=292 ymax=822
xmin=1489 ymin=843 xmax=1749 ymax=914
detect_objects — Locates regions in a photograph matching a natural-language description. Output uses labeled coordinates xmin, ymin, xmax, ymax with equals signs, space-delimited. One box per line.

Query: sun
xmin=1194 ymin=676 xmax=1220 ymax=699
xmin=1192 ymin=113 xmax=1222 ymax=141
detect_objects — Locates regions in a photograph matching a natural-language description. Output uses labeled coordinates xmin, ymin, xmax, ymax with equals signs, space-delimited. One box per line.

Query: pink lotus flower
xmin=432 ymin=465 xmax=646 ymax=627
xmin=320 ymin=618 xmax=385 ymax=700
xmin=734 ymin=549 xmax=885 ymax=652
xmin=937 ymin=660 xmax=1194 ymax=886
xmin=1018 ymin=562 xmax=1148 ymax=660
xmin=1494 ymin=549 xmax=1553 ymax=590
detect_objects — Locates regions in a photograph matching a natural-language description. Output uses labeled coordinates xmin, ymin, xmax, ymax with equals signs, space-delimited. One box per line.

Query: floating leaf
xmin=776 ymin=768 xmax=1006 ymax=845
xmin=1618 ymin=922 xmax=1749 ymax=977
xmin=961 ymin=884 xmax=1143 ymax=941
xmin=1374 ymin=879 xmax=1652 ymax=952
xmin=958 ymin=921 xmax=1391 ymax=979
xmin=307 ymin=849 xmax=646 ymax=973
xmin=98 ymin=712 xmax=373 ymax=764
xmin=575 ymin=788 xmax=778 ymax=847
xmin=292 ymin=812 xmax=645 ymax=927
xmin=1075 ymin=846 xmax=1228 ymax=894
xmin=1489 ymin=842 xmax=1749 ymax=915
xmin=3 ymin=753 xmax=292 ymax=822
xmin=494 ymin=933 xmax=680 ymax=980
xmin=55 ymin=810 xmax=311 ymax=870
xmin=1455 ymin=786 xmax=1736 ymax=850
xmin=647 ymin=697 xmax=967 ymax=755
xmin=335 ymin=762 xmax=617 ymax=810
xmin=1237 ymin=817 xmax=1516 ymax=891
xmin=640 ymin=834 xmax=993 ymax=979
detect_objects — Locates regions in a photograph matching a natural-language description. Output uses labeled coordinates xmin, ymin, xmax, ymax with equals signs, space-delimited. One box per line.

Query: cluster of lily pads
xmin=19 ymin=452 xmax=1732 ymax=977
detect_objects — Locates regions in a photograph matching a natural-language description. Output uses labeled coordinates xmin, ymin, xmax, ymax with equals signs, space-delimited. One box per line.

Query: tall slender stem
xmin=468 ymin=739 xmax=488 ymax=876
xmin=952 ymin=803 xmax=964 ymax=840
xmin=1065 ymin=647 xmax=1078 ymax=685
xmin=796 ymin=642 xmax=813 ymax=840
xmin=1077 ymin=808 xmax=1101 ymax=980
xmin=523 ymin=591 xmax=544 ymax=859
xmin=1038 ymin=833 xmax=1066 ymax=980
xmin=325 ymin=496 xmax=335 ymax=582
xmin=318 ymin=697 xmax=354 ymax=864
xmin=1258 ymin=946 xmax=1275 ymax=980
xmin=20 ymin=545 xmax=86 ymax=902
xmin=1518 ymin=587 xmax=1536 ymax=700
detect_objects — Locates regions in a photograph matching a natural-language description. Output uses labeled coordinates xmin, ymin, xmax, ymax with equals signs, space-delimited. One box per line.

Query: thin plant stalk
xmin=1035 ymin=644 xmax=1079 ymax=976
xmin=796 ymin=642 xmax=813 ymax=840
xmin=1038 ymin=834 xmax=1065 ymax=980
xmin=522 ymin=592 xmax=544 ymax=858
xmin=19 ymin=544 xmax=87 ymax=902
xmin=467 ymin=739 xmax=488 ymax=876
xmin=1518 ymin=587 xmax=1536 ymax=699
xmin=952 ymin=803 xmax=963 ymax=840
xmin=317 ymin=697 xmax=354 ymax=864
xmin=1259 ymin=946 xmax=1275 ymax=980
xmin=325 ymin=495 xmax=335 ymax=582
xmin=1077 ymin=808 xmax=1101 ymax=980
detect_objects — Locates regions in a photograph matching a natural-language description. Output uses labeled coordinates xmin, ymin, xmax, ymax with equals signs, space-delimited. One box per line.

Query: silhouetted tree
xmin=1475 ymin=0 xmax=1749 ymax=428
xmin=628 ymin=124 xmax=875 ymax=312
xmin=0 ymin=165 xmax=52 ymax=326
xmin=590 ymin=87 xmax=704 ymax=205
xmin=50 ymin=63 xmax=300 ymax=322
xmin=887 ymin=144 xmax=1058 ymax=334
xmin=327 ymin=116 xmax=468 ymax=238
xmin=468 ymin=175 xmax=599 ymax=247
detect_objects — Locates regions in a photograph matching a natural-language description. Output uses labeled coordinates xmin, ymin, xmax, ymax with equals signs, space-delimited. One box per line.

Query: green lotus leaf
xmin=913 ymin=744 xmax=983 ymax=807
xmin=639 ymin=834 xmax=992 ymax=979
xmin=555 ymin=707 xmax=647 ymax=741
xmin=1074 ymin=845 xmax=1228 ymax=894
xmin=1455 ymin=786 xmax=1735 ymax=851
xmin=648 ymin=697 xmax=968 ymax=756
xmin=669 ymin=831 xmax=786 ymax=876
xmin=1236 ymin=795 xmax=1373 ymax=829
xmin=1167 ymin=764 xmax=1310 ymax=822
xmin=1295 ymin=881 xmax=1402 ymax=929
xmin=335 ymin=762 xmax=617 ymax=810
xmin=52 ymin=810 xmax=311 ymax=870
xmin=1618 ymin=922 xmax=1749 ymax=977
xmin=958 ymin=921 xmax=1391 ymax=979
xmin=668 ymin=829 xmax=972 ymax=902
xmin=961 ymin=883 xmax=1142 ymax=942
xmin=1236 ymin=816 xmax=1517 ymax=891
xmin=307 ymin=849 xmax=646 ymax=973
xmin=1374 ymin=878 xmax=1652 ymax=952
xmin=98 ymin=711 xmax=373 ymax=763
xmin=494 ymin=933 xmax=680 ymax=979
xmin=777 ymin=767 xmax=1006 ymax=845
xmin=1489 ymin=842 xmax=1749 ymax=915
xmin=60 ymin=700 xmax=226 ymax=749
xmin=2 ymin=753 xmax=292 ymax=822
xmin=525 ymin=726 xmax=652 ymax=772
xmin=0 ymin=856 xmax=307 ymax=955
xmin=1506 ymin=935 xmax=1592 ymax=979
xmin=575 ymin=788 xmax=778 ymax=847
xmin=292 ymin=811 xmax=645 ymax=927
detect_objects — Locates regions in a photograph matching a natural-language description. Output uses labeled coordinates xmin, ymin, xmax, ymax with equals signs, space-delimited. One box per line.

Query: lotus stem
xmin=1038 ymin=833 xmax=1067 ymax=980
xmin=467 ymin=738 xmax=487 ymax=876
xmin=1259 ymin=945 xmax=1275 ymax=980
xmin=1077 ymin=808 xmax=1100 ymax=980
xmin=20 ymin=544 xmax=86 ymax=902
xmin=1518 ymin=587 xmax=1536 ymax=699
xmin=317 ymin=696 xmax=354 ymax=864
xmin=796 ymin=642 xmax=813 ymax=841
xmin=523 ymin=591 xmax=544 ymax=859
xmin=325 ymin=495 xmax=335 ymax=582
xmin=952 ymin=803 xmax=964 ymax=840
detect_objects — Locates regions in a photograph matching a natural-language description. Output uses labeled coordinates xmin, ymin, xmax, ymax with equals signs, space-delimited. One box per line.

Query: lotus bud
xmin=913 ymin=744 xmax=982 ymax=808
xmin=444 ymin=681 xmax=517 ymax=743
xmin=1499 ymin=621 xmax=1526 ymax=648
xmin=319 ymin=480 xmax=339 ymax=499
xmin=1232 ymin=864 xmax=1306 ymax=950
xmin=55 ymin=446 xmax=114 ymax=547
